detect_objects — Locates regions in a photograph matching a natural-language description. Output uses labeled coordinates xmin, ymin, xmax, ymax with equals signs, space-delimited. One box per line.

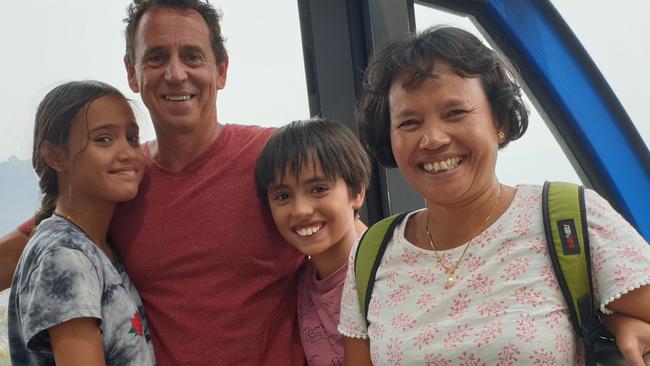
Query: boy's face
xmin=266 ymin=160 xmax=364 ymax=259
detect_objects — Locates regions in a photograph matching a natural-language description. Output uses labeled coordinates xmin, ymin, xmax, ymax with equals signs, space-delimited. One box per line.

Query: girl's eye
xmin=96 ymin=136 xmax=112 ymax=144
xmin=128 ymin=135 xmax=140 ymax=146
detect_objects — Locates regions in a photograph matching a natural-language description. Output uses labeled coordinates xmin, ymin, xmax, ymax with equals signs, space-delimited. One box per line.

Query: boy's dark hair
xmin=124 ymin=0 xmax=227 ymax=64
xmin=32 ymin=80 xmax=129 ymax=226
xmin=358 ymin=26 xmax=529 ymax=167
xmin=255 ymin=118 xmax=371 ymax=205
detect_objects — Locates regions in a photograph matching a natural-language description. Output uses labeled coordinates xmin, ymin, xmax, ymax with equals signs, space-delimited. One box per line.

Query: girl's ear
xmin=40 ymin=141 xmax=67 ymax=172
xmin=351 ymin=185 xmax=366 ymax=210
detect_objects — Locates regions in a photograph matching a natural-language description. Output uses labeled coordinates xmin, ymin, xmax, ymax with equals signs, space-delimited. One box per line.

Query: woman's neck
xmin=416 ymin=182 xmax=515 ymax=250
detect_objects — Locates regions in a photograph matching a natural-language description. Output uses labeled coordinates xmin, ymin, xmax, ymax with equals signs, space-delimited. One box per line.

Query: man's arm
xmin=0 ymin=229 xmax=29 ymax=290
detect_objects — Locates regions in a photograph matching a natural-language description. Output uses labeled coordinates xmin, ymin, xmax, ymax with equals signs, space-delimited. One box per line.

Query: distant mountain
xmin=0 ymin=156 xmax=40 ymax=234
xmin=0 ymin=157 xmax=38 ymax=364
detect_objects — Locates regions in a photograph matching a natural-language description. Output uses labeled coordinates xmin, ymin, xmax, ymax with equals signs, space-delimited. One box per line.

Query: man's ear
xmin=351 ymin=185 xmax=366 ymax=210
xmin=216 ymin=55 xmax=229 ymax=90
xmin=125 ymin=55 xmax=140 ymax=93
xmin=40 ymin=142 xmax=67 ymax=172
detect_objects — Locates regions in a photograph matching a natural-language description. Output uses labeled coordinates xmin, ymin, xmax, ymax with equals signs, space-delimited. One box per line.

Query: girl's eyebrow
xmin=89 ymin=121 xmax=139 ymax=133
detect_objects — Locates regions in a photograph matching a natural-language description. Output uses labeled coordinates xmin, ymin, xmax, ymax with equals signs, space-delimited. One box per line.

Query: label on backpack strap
xmin=557 ymin=219 xmax=581 ymax=255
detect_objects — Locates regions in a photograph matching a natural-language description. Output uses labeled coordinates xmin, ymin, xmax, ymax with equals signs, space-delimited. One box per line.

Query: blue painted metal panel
xmin=420 ymin=0 xmax=650 ymax=239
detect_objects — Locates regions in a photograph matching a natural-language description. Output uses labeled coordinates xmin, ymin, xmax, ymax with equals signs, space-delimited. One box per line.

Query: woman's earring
xmin=497 ymin=131 xmax=505 ymax=141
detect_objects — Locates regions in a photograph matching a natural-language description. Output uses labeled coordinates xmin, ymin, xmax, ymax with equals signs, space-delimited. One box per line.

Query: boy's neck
xmin=311 ymin=216 xmax=367 ymax=280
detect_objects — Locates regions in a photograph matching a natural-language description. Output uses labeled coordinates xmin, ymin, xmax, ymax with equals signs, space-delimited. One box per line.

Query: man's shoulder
xmin=223 ymin=123 xmax=276 ymax=141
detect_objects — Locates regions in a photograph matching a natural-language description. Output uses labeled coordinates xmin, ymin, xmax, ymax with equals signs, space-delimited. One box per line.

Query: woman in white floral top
xmin=339 ymin=26 xmax=650 ymax=365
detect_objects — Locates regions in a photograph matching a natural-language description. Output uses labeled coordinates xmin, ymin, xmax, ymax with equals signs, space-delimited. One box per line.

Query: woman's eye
xmin=447 ymin=109 xmax=467 ymax=118
xmin=398 ymin=119 xmax=419 ymax=129
xmin=96 ymin=136 xmax=112 ymax=144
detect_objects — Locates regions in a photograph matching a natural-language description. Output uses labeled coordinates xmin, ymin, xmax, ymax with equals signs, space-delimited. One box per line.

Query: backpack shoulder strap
xmin=542 ymin=181 xmax=600 ymax=365
xmin=355 ymin=211 xmax=409 ymax=327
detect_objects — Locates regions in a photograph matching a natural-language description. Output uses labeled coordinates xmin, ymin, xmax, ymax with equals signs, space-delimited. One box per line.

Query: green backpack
xmin=354 ymin=181 xmax=619 ymax=366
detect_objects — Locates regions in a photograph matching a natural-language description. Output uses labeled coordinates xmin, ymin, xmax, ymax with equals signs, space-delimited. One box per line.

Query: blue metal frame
xmin=419 ymin=0 xmax=650 ymax=238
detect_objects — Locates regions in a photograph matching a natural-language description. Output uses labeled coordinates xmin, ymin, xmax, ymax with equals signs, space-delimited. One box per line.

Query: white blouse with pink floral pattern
xmin=338 ymin=184 xmax=650 ymax=365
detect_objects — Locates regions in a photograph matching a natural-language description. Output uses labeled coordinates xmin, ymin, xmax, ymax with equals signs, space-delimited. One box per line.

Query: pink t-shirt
xmin=339 ymin=185 xmax=650 ymax=365
xmin=297 ymin=260 xmax=347 ymax=366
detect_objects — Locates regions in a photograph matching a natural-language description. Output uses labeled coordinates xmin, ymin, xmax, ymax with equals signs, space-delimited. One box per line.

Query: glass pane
xmin=413 ymin=3 xmax=581 ymax=186
xmin=550 ymin=1 xmax=650 ymax=148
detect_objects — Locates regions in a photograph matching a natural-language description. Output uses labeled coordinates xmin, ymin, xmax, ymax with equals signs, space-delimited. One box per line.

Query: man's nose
xmin=164 ymin=56 xmax=188 ymax=83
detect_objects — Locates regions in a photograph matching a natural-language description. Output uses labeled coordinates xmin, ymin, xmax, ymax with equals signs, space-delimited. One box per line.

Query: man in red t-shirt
xmin=0 ymin=1 xmax=305 ymax=365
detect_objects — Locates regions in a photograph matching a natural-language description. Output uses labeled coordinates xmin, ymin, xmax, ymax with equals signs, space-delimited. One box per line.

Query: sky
xmin=0 ymin=0 xmax=648 ymax=187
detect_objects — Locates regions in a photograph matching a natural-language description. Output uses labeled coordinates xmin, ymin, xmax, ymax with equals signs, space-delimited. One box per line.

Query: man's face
xmin=125 ymin=7 xmax=228 ymax=135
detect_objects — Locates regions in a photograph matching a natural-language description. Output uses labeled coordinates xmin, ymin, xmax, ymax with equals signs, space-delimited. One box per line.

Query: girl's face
xmin=59 ymin=95 xmax=144 ymax=205
xmin=266 ymin=159 xmax=365 ymax=259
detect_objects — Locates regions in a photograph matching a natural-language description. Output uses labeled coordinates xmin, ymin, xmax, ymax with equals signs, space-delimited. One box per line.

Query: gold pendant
xmin=445 ymin=273 xmax=455 ymax=289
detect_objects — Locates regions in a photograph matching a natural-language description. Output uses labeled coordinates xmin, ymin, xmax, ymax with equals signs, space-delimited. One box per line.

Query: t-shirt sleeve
xmin=337 ymin=238 xmax=369 ymax=339
xmin=17 ymin=217 xmax=35 ymax=237
xmin=584 ymin=189 xmax=650 ymax=314
xmin=17 ymin=247 xmax=103 ymax=352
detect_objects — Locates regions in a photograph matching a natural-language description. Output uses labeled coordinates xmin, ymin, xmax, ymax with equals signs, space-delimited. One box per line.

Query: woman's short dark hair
xmin=255 ymin=118 xmax=371 ymax=204
xmin=32 ymin=80 xmax=128 ymax=226
xmin=124 ymin=0 xmax=227 ymax=64
xmin=358 ymin=26 xmax=529 ymax=167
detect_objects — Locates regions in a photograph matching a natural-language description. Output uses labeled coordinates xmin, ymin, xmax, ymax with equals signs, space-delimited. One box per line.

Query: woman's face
xmin=388 ymin=61 xmax=502 ymax=207
xmin=60 ymin=95 xmax=145 ymax=205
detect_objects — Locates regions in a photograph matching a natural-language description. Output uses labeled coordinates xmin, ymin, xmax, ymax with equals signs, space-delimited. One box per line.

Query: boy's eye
xmin=273 ymin=192 xmax=290 ymax=202
xmin=311 ymin=186 xmax=329 ymax=195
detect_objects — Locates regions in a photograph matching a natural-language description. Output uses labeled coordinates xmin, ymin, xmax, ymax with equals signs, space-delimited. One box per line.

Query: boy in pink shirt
xmin=255 ymin=118 xmax=371 ymax=365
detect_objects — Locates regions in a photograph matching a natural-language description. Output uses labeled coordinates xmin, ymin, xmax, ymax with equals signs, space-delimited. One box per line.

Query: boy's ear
xmin=351 ymin=185 xmax=366 ymax=210
xmin=40 ymin=142 xmax=67 ymax=172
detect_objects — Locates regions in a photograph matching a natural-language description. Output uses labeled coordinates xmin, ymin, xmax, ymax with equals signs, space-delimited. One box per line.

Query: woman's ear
xmin=40 ymin=141 xmax=67 ymax=172
xmin=351 ymin=185 xmax=367 ymax=210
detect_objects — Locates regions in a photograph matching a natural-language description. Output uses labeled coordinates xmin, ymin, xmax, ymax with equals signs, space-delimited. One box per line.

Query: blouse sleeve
xmin=337 ymin=238 xmax=370 ymax=339
xmin=584 ymin=189 xmax=650 ymax=314
xmin=17 ymin=246 xmax=103 ymax=352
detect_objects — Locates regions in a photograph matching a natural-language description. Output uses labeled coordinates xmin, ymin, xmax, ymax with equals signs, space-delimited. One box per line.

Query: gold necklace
xmin=425 ymin=185 xmax=502 ymax=289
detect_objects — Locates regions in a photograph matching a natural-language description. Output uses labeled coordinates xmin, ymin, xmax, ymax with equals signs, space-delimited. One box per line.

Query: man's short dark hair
xmin=124 ymin=0 xmax=227 ymax=64
xmin=358 ymin=26 xmax=529 ymax=167
xmin=255 ymin=118 xmax=372 ymax=205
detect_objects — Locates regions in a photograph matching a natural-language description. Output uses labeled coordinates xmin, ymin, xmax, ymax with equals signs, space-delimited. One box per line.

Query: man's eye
xmin=184 ymin=52 xmax=205 ymax=66
xmin=144 ymin=54 xmax=165 ymax=66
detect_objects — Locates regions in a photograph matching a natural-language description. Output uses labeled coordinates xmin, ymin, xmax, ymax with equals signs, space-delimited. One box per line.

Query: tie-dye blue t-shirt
xmin=8 ymin=216 xmax=155 ymax=365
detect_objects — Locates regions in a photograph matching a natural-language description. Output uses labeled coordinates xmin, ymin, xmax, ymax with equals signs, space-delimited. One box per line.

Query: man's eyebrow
xmin=142 ymin=46 xmax=166 ymax=57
